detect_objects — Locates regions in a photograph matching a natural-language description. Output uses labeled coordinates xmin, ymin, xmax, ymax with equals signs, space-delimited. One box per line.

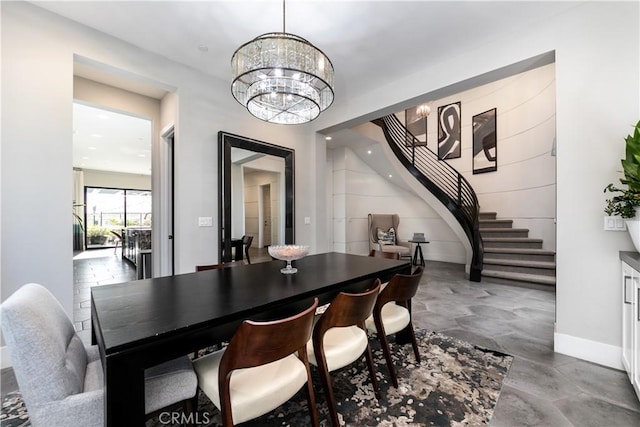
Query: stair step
xmin=479 ymin=219 xmax=514 ymax=229
xmin=483 ymin=258 xmax=556 ymax=277
xmin=480 ymin=228 xmax=529 ymax=238
xmin=481 ymin=269 xmax=556 ymax=287
xmin=483 ymin=237 xmax=543 ymax=249
xmin=484 ymin=247 xmax=556 ymax=263
xmin=479 ymin=212 xmax=497 ymax=220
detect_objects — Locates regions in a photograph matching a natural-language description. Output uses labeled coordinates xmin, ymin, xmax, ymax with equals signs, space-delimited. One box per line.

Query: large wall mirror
xmin=218 ymin=132 xmax=294 ymax=262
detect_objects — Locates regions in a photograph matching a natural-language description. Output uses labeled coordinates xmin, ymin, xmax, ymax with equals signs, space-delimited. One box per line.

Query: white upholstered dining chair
xmin=0 ymin=283 xmax=198 ymax=427
xmin=365 ymin=266 xmax=424 ymax=387
xmin=307 ymin=281 xmax=381 ymax=427
xmin=193 ymin=298 xmax=319 ymax=426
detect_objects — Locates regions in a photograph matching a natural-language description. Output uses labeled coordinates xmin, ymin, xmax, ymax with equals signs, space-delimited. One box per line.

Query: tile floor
xmin=2 ymin=254 xmax=640 ymax=426
xmin=412 ymin=261 xmax=640 ymax=426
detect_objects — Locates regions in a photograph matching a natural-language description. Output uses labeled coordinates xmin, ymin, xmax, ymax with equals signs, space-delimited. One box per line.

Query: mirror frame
xmin=218 ymin=132 xmax=295 ymax=262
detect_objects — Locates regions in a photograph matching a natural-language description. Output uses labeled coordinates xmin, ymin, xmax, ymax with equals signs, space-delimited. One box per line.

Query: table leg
xmin=417 ymin=244 xmax=425 ymax=266
xmin=105 ymin=356 xmax=145 ymax=426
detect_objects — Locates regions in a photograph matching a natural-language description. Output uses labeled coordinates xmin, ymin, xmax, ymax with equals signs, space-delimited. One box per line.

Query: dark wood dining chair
xmin=193 ymin=261 xmax=245 ymax=357
xmin=365 ymin=266 xmax=424 ymax=388
xmin=193 ymin=299 xmax=319 ymax=427
xmin=307 ymin=281 xmax=381 ymax=426
xmin=195 ymin=261 xmax=244 ymax=271
xmin=241 ymin=235 xmax=253 ymax=264
xmin=368 ymin=249 xmax=400 ymax=260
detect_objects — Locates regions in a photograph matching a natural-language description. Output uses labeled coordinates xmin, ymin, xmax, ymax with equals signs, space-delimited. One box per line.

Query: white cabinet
xmin=621 ymin=260 xmax=640 ymax=400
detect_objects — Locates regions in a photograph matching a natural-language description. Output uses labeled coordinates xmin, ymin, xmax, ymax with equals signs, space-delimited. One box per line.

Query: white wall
xmin=1 ymin=2 xmax=319 ymax=321
xmin=330 ymin=146 xmax=466 ymax=262
xmin=312 ymin=2 xmax=640 ymax=368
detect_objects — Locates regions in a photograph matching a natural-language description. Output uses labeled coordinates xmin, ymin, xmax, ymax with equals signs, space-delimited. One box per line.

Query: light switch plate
xmin=604 ymin=216 xmax=626 ymax=231
xmin=198 ymin=217 xmax=213 ymax=227
xmin=304 ymin=217 xmax=311 ymax=224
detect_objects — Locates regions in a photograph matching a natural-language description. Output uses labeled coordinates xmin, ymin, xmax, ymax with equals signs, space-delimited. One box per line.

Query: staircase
xmin=373 ymin=115 xmax=483 ymax=281
xmin=479 ymin=212 xmax=556 ymax=288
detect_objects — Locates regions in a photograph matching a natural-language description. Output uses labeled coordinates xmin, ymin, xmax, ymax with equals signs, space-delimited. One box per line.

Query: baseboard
xmin=554 ymin=332 xmax=623 ymax=370
xmin=1 ymin=345 xmax=12 ymax=369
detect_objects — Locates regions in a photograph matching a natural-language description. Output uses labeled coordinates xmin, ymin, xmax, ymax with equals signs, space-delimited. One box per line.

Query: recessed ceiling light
xmin=367 ymin=150 xmax=372 ymax=154
xmin=90 ymin=134 xmax=103 ymax=138
xmin=388 ymin=174 xmax=393 ymax=178
xmin=88 ymin=146 xmax=97 ymax=150
xmin=137 ymin=154 xmax=146 ymax=158
xmin=197 ymin=44 xmax=209 ymax=52
xmin=325 ymin=136 xmax=332 ymax=141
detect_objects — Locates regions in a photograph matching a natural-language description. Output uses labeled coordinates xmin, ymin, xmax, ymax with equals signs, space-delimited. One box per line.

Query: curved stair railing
xmin=373 ymin=114 xmax=483 ymax=281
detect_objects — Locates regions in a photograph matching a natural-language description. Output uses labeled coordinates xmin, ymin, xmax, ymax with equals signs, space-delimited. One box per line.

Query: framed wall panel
xmin=437 ymin=102 xmax=461 ymax=160
xmin=472 ymin=108 xmax=497 ymax=174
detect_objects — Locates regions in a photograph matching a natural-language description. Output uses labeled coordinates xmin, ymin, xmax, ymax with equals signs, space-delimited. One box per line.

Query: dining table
xmin=91 ymin=251 xmax=411 ymax=426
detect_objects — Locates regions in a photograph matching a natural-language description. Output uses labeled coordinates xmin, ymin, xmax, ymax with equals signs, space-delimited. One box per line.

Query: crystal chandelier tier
xmin=231 ymin=2 xmax=334 ymax=124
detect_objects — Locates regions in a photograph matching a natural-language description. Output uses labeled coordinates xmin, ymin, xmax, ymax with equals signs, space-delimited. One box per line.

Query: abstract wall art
xmin=472 ymin=108 xmax=497 ymax=174
xmin=437 ymin=102 xmax=461 ymax=160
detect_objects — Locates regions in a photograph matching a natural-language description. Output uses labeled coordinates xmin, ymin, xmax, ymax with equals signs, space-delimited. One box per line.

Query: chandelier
xmin=416 ymin=103 xmax=431 ymax=118
xmin=231 ymin=1 xmax=335 ymax=124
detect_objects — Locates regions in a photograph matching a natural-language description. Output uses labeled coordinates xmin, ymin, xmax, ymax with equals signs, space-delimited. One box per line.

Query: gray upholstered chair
xmin=368 ymin=213 xmax=411 ymax=257
xmin=1 ymin=283 xmax=198 ymax=427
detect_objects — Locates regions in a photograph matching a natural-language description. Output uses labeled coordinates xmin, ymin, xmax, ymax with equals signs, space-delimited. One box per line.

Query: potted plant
xmin=605 ymin=119 xmax=640 ymax=251
xmin=73 ymin=203 xmax=85 ymax=251
xmin=87 ymin=225 xmax=110 ymax=245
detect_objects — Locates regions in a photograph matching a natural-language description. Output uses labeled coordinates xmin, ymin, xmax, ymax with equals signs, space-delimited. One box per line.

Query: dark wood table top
xmin=91 ymin=252 xmax=411 ymax=355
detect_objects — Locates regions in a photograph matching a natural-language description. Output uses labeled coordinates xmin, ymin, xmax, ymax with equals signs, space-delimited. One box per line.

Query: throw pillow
xmin=377 ymin=227 xmax=396 ymax=245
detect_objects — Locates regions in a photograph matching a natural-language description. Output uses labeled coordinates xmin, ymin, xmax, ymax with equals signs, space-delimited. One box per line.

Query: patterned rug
xmin=1 ymin=330 xmax=512 ymax=426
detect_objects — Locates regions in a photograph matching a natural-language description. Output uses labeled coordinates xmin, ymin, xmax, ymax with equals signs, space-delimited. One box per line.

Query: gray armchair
xmin=1 ymin=283 xmax=198 ymax=427
xmin=368 ymin=213 xmax=411 ymax=257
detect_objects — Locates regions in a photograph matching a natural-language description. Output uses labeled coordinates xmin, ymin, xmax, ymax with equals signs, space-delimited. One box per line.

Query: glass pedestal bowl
xmin=268 ymin=245 xmax=310 ymax=274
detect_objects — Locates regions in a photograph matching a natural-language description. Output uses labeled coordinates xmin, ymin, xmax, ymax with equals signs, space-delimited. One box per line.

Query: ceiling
xmin=73 ymin=103 xmax=152 ymax=175
xmin=46 ymin=1 xmax=575 ymax=176
xmin=35 ymin=0 xmax=576 ymax=102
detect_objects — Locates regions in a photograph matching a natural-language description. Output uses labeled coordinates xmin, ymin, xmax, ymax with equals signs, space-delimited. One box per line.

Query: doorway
xmin=260 ymin=184 xmax=272 ymax=248
xmin=71 ymin=101 xmax=154 ymax=337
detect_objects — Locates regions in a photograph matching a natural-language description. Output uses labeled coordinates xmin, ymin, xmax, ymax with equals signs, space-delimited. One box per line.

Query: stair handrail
xmin=374 ymin=114 xmax=483 ymax=281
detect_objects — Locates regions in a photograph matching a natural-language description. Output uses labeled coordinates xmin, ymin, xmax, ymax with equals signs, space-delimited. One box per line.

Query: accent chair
xmin=368 ymin=213 xmax=411 ymax=258
xmin=1 ymin=283 xmax=198 ymax=427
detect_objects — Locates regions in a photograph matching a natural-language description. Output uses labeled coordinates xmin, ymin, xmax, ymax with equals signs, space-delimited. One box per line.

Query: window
xmin=85 ymin=186 xmax=151 ymax=248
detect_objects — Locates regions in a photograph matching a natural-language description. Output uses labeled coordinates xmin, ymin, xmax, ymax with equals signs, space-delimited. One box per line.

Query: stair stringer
xmin=353 ymin=122 xmax=474 ymax=276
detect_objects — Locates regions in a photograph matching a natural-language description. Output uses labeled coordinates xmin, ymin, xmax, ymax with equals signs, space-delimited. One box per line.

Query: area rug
xmin=1 ymin=330 xmax=512 ymax=427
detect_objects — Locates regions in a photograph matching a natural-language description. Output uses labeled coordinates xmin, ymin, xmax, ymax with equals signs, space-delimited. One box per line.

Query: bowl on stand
xmin=268 ymin=245 xmax=310 ymax=274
